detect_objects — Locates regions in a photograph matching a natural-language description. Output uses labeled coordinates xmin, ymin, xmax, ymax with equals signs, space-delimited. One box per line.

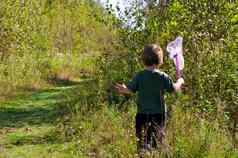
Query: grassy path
xmin=0 ymin=83 xmax=79 ymax=158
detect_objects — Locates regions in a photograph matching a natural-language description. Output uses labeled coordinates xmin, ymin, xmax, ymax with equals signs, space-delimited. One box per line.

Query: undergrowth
xmin=56 ymin=98 xmax=237 ymax=158
xmin=0 ymin=81 xmax=237 ymax=157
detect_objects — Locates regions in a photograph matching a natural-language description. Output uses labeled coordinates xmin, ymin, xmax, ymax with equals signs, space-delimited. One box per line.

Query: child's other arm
xmin=114 ymin=73 xmax=139 ymax=94
xmin=173 ymin=78 xmax=184 ymax=92
xmin=114 ymin=83 xmax=132 ymax=94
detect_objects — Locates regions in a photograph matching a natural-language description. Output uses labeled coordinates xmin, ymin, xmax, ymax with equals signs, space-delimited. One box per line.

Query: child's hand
xmin=114 ymin=83 xmax=131 ymax=94
xmin=174 ymin=77 xmax=185 ymax=91
xmin=177 ymin=78 xmax=185 ymax=85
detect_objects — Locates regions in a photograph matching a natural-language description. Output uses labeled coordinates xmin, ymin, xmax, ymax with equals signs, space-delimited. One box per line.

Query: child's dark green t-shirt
xmin=127 ymin=69 xmax=174 ymax=114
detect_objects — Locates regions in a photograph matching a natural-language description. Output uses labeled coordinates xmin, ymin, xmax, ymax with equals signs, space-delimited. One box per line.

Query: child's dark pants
xmin=135 ymin=113 xmax=165 ymax=151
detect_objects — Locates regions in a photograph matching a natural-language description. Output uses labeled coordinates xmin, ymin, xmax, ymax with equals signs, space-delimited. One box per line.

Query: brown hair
xmin=141 ymin=44 xmax=163 ymax=66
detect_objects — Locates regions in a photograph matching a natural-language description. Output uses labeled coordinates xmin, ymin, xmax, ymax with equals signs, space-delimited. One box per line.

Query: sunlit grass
xmin=0 ymin=82 xmax=237 ymax=157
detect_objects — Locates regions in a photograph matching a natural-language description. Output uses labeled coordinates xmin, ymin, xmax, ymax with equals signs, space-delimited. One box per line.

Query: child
xmin=114 ymin=44 xmax=184 ymax=152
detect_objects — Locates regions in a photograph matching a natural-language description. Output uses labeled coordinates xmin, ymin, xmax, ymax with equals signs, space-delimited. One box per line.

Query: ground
xmin=0 ymin=82 xmax=79 ymax=158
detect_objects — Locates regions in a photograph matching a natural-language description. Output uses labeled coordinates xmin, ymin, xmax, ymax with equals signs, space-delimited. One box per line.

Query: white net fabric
xmin=166 ymin=36 xmax=184 ymax=71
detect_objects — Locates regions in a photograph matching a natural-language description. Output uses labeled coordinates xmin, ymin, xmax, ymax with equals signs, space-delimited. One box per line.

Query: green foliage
xmin=95 ymin=0 xmax=238 ymax=153
xmin=100 ymin=0 xmax=238 ymax=118
xmin=55 ymin=98 xmax=236 ymax=157
xmin=0 ymin=0 xmax=237 ymax=157
xmin=0 ymin=0 xmax=119 ymax=97
xmin=0 ymin=78 xmax=236 ymax=157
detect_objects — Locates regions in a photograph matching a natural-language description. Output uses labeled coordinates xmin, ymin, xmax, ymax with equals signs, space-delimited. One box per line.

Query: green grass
xmin=0 ymin=80 xmax=82 ymax=158
xmin=0 ymin=80 xmax=237 ymax=158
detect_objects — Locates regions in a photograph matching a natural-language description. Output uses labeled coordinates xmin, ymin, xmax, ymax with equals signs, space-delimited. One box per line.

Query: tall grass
xmin=56 ymin=90 xmax=237 ymax=157
xmin=166 ymin=107 xmax=235 ymax=158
